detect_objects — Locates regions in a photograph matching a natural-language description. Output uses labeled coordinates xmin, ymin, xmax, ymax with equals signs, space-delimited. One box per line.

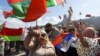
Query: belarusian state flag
xmin=0 ymin=26 xmax=23 ymax=41
xmin=2 ymin=0 xmax=64 ymax=22
xmin=7 ymin=0 xmax=25 ymax=19
xmin=46 ymin=0 xmax=64 ymax=7
xmin=6 ymin=0 xmax=47 ymax=22
xmin=23 ymin=0 xmax=47 ymax=22
xmin=0 ymin=18 xmax=23 ymax=41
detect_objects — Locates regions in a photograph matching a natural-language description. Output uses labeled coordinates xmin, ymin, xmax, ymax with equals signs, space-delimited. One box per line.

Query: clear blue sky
xmin=0 ymin=0 xmax=100 ymax=27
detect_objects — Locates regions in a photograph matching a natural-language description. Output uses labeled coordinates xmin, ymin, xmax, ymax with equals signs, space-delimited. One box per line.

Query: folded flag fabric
xmin=7 ymin=0 xmax=27 ymax=19
xmin=5 ymin=0 xmax=47 ymax=22
xmin=1 ymin=0 xmax=64 ymax=22
xmin=52 ymin=33 xmax=73 ymax=52
xmin=46 ymin=0 xmax=64 ymax=7
xmin=3 ymin=10 xmax=13 ymax=18
xmin=52 ymin=33 xmax=68 ymax=46
xmin=23 ymin=0 xmax=47 ymax=22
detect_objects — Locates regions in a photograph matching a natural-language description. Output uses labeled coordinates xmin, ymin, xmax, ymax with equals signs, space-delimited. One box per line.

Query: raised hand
xmin=66 ymin=7 xmax=73 ymax=31
xmin=68 ymin=6 xmax=73 ymax=17
xmin=27 ymin=27 xmax=41 ymax=38
xmin=74 ymin=21 xmax=89 ymax=47
xmin=74 ymin=20 xmax=87 ymax=31
xmin=32 ymin=30 xmax=41 ymax=38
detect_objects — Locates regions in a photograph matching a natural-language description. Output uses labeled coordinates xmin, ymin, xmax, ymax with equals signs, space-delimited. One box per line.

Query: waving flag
xmin=1 ymin=0 xmax=64 ymax=22
xmin=52 ymin=33 xmax=73 ymax=52
xmin=3 ymin=0 xmax=46 ymax=22
xmin=23 ymin=0 xmax=47 ymax=22
xmin=7 ymin=0 xmax=24 ymax=18
xmin=0 ymin=26 xmax=23 ymax=41
xmin=52 ymin=33 xmax=67 ymax=46
xmin=46 ymin=0 xmax=64 ymax=7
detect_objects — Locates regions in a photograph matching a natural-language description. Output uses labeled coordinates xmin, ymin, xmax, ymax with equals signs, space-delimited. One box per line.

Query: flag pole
xmin=36 ymin=20 xmax=37 ymax=26
xmin=35 ymin=20 xmax=39 ymax=29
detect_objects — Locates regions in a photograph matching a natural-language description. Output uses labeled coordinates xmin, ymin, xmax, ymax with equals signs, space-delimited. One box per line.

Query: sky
xmin=44 ymin=0 xmax=100 ymax=20
xmin=38 ymin=0 xmax=100 ymax=26
xmin=0 ymin=0 xmax=100 ymax=28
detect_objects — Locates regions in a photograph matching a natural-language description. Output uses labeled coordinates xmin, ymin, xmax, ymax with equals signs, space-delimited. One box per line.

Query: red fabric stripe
xmin=0 ymin=27 xmax=23 ymax=36
xmin=7 ymin=0 xmax=20 ymax=4
xmin=3 ymin=10 xmax=13 ymax=18
xmin=52 ymin=33 xmax=68 ymax=46
xmin=22 ymin=0 xmax=47 ymax=22
xmin=56 ymin=0 xmax=64 ymax=5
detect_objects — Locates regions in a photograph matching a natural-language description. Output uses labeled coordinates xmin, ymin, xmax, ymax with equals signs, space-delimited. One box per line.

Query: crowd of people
xmin=0 ymin=7 xmax=100 ymax=56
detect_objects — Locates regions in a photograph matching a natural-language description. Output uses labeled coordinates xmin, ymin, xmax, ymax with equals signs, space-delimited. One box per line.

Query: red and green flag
xmin=46 ymin=0 xmax=64 ymax=7
xmin=7 ymin=0 xmax=24 ymax=18
xmin=23 ymin=0 xmax=47 ymax=22
xmin=3 ymin=0 xmax=64 ymax=22
xmin=0 ymin=27 xmax=23 ymax=41
xmin=3 ymin=10 xmax=13 ymax=18
xmin=6 ymin=0 xmax=47 ymax=22
xmin=0 ymin=25 xmax=23 ymax=41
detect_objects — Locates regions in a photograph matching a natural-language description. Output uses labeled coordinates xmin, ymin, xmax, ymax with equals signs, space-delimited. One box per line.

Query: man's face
xmin=45 ymin=26 xmax=52 ymax=33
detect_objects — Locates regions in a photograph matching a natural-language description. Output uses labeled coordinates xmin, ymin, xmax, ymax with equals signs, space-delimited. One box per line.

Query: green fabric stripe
xmin=21 ymin=0 xmax=30 ymax=5
xmin=3 ymin=36 xmax=21 ymax=41
xmin=46 ymin=0 xmax=56 ymax=7
xmin=9 ymin=0 xmax=58 ymax=19
xmin=0 ymin=25 xmax=2 ymax=30
xmin=10 ymin=2 xmax=25 ymax=19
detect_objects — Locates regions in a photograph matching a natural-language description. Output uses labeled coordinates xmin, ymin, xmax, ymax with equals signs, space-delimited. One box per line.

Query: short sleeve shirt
xmin=74 ymin=37 xmax=100 ymax=56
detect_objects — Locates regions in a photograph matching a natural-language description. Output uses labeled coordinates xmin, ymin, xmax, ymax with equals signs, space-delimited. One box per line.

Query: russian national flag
xmin=52 ymin=33 xmax=73 ymax=52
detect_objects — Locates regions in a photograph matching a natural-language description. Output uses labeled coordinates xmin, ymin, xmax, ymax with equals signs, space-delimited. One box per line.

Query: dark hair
xmin=45 ymin=23 xmax=52 ymax=28
xmin=68 ymin=25 xmax=75 ymax=32
xmin=68 ymin=28 xmax=75 ymax=32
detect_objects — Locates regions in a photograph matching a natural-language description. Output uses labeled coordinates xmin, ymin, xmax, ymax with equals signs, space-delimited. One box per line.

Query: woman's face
xmin=83 ymin=29 xmax=95 ymax=38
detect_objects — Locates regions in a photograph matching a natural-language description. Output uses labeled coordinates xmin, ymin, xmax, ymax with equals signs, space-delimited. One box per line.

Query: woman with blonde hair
xmin=24 ymin=27 xmax=56 ymax=56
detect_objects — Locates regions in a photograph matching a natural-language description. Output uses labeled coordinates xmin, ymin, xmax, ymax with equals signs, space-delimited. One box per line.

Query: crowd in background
xmin=0 ymin=7 xmax=100 ymax=56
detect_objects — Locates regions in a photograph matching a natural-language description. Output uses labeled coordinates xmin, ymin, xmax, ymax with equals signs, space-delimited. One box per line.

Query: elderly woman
xmin=74 ymin=22 xmax=100 ymax=56
xmin=24 ymin=27 xmax=56 ymax=56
